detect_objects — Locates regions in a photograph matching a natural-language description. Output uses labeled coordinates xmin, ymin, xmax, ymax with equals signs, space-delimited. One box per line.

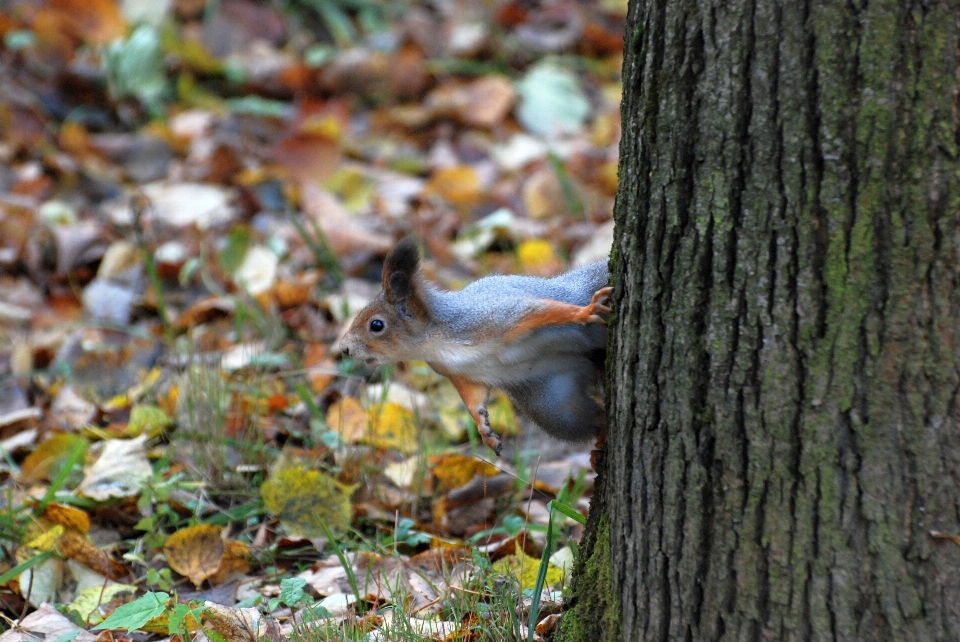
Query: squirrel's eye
xmin=369 ymin=318 xmax=385 ymax=333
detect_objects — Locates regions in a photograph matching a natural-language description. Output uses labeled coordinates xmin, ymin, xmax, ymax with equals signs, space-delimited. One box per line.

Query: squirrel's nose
xmin=341 ymin=345 xmax=350 ymax=356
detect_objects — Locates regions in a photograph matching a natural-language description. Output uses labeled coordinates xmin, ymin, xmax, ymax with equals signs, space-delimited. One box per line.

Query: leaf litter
xmin=0 ymin=0 xmax=623 ymax=638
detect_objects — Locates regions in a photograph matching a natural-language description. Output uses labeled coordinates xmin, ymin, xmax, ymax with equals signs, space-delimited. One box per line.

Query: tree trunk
xmin=560 ymin=0 xmax=960 ymax=640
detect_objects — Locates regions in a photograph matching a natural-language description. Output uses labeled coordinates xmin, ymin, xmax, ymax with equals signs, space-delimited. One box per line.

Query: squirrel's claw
xmin=578 ymin=286 xmax=613 ymax=324
xmin=476 ymin=407 xmax=503 ymax=455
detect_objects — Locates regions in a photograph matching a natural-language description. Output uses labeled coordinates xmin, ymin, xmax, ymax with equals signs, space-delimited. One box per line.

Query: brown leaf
xmin=164 ymin=524 xmax=225 ymax=588
xmin=299 ymin=181 xmax=393 ymax=263
xmin=32 ymin=0 xmax=126 ymax=50
xmin=271 ymin=271 xmax=319 ymax=309
xmin=175 ymin=295 xmax=237 ymax=329
xmin=56 ymin=530 xmax=126 ymax=579
xmin=304 ymin=343 xmax=337 ymax=394
xmin=386 ymin=45 xmax=431 ymax=100
xmin=325 ymin=397 xmax=368 ymax=444
xmin=270 ymin=133 xmax=341 ymax=183
xmin=522 ymin=166 xmax=569 ymax=219
xmin=458 ymin=75 xmax=516 ymax=128
xmin=207 ymin=540 xmax=251 ymax=586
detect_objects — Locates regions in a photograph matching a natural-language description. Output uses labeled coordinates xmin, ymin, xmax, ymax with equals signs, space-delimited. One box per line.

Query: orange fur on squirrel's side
xmin=340 ymin=238 xmax=610 ymax=456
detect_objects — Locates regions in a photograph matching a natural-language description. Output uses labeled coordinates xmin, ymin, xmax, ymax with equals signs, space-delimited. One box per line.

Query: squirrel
xmin=339 ymin=237 xmax=611 ymax=456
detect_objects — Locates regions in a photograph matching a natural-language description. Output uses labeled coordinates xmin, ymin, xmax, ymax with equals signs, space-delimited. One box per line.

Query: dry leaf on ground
xmin=76 ymin=434 xmax=152 ymax=501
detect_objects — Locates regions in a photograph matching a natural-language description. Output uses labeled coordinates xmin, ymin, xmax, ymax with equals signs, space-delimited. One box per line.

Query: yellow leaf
xmin=301 ymin=113 xmax=344 ymax=141
xmin=25 ymin=525 xmax=64 ymax=552
xmin=157 ymin=384 xmax=179 ymax=417
xmin=42 ymin=503 xmax=90 ymax=534
xmin=71 ymin=583 xmax=137 ymax=626
xmin=367 ymin=402 xmax=418 ymax=453
xmin=430 ymin=454 xmax=500 ymax=492
xmin=492 ymin=549 xmax=565 ymax=590
xmin=517 ymin=239 xmax=561 ymax=275
xmin=425 ymin=165 xmax=482 ymax=205
xmin=324 ymin=167 xmax=375 ymax=213
xmin=261 ymin=466 xmax=355 ymax=537
xmin=126 ymin=404 xmax=174 ymax=438
xmin=163 ymin=524 xmax=225 ymax=588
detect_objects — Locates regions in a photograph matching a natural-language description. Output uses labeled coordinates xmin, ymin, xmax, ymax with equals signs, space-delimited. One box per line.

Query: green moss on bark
xmin=557 ymin=515 xmax=619 ymax=642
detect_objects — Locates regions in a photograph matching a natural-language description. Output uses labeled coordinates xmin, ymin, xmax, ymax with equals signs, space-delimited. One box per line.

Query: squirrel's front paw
xmin=476 ymin=407 xmax=503 ymax=456
xmin=578 ymin=286 xmax=613 ymax=324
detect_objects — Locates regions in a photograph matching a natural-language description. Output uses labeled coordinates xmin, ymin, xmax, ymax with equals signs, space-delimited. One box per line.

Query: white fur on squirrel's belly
xmin=422 ymin=333 xmax=580 ymax=386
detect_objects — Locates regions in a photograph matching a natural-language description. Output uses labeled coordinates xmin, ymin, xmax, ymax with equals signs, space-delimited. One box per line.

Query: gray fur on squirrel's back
xmin=423 ymin=259 xmax=609 ymax=336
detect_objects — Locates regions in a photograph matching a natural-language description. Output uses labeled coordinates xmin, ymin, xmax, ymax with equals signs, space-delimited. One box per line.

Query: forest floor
xmin=0 ymin=0 xmax=624 ymax=639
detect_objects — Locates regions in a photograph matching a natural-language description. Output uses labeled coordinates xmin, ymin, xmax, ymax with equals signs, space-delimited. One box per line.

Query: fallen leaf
xmin=203 ymin=601 xmax=283 ymax=642
xmin=25 ymin=525 xmax=64 ymax=552
xmin=459 ymin=75 xmax=516 ymax=127
xmin=82 ymin=278 xmax=138 ymax=324
xmin=492 ymin=547 xmax=564 ymax=590
xmin=304 ymin=343 xmax=337 ymax=394
xmin=175 ymin=295 xmax=237 ymax=329
xmin=272 ymin=271 xmax=320 ymax=309
xmin=164 ymin=524 xmax=227 ymax=588
xmin=522 ymin=166 xmax=569 ymax=220
xmin=366 ymin=402 xmax=418 ymax=453
xmin=76 ymin=434 xmax=152 ymax=501
xmin=233 ymin=245 xmax=279 ymax=296
xmin=300 ymin=181 xmax=393 ymax=259
xmin=95 ymin=240 xmax=141 ymax=281
xmin=430 ymin=454 xmax=500 ymax=493
xmin=536 ymin=612 xmax=562 ymax=636
xmin=2 ymin=602 xmax=97 ymax=642
xmin=118 ymin=182 xmax=237 ymax=229
xmin=41 ymin=503 xmax=90 ymax=534
xmin=325 ymin=396 xmax=368 ymax=444
xmin=33 ymin=0 xmax=126 ymax=49
xmin=57 ymin=530 xmax=125 ymax=579
xmin=425 ymin=165 xmax=482 ymax=206
xmin=20 ymin=433 xmax=87 ymax=484
xmin=18 ymin=557 xmax=64 ymax=607
xmin=261 ymin=466 xmax=355 ymax=537
xmin=515 ymin=61 xmax=590 ymax=137
xmin=209 ymin=539 xmax=251 ymax=586
xmin=126 ymin=404 xmax=173 ymax=438
xmin=271 ymin=133 xmax=341 ymax=183
xmin=69 ymin=583 xmax=137 ymax=627
xmin=517 ymin=238 xmax=563 ymax=275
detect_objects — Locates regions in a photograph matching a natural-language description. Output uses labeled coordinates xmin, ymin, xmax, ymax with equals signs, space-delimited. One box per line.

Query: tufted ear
xmin=382 ymin=237 xmax=429 ymax=320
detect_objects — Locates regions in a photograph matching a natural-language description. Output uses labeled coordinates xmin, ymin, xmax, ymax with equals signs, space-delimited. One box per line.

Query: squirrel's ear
xmin=382 ymin=238 xmax=428 ymax=319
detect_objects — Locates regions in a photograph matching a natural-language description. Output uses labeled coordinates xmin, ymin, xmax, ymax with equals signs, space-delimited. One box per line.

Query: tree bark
xmin=561 ymin=0 xmax=960 ymax=640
